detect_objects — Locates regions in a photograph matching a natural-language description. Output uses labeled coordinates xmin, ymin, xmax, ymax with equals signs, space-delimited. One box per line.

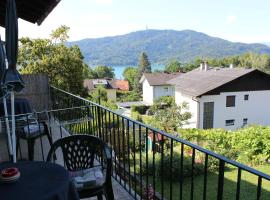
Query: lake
xmin=111 ymin=63 xmax=165 ymax=79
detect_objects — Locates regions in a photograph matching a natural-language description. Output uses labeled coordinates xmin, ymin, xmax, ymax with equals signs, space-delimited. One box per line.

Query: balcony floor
xmin=84 ymin=178 xmax=133 ymax=200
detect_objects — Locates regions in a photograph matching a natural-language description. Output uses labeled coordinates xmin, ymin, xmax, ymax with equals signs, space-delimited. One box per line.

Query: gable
xmin=202 ymin=70 xmax=270 ymax=96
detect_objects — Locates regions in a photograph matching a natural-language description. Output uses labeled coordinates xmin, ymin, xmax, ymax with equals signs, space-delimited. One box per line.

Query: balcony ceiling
xmin=0 ymin=0 xmax=61 ymax=27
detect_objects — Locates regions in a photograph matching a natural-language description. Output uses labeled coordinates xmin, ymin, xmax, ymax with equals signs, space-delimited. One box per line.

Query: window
xmin=244 ymin=94 xmax=249 ymax=101
xmin=243 ymin=118 xmax=248 ymax=125
xmin=226 ymin=96 xmax=235 ymax=107
xmin=164 ymin=87 xmax=169 ymax=93
xmin=225 ymin=119 xmax=235 ymax=126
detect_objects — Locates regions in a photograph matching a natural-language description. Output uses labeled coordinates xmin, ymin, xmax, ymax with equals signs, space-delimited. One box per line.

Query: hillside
xmin=68 ymin=29 xmax=270 ymax=66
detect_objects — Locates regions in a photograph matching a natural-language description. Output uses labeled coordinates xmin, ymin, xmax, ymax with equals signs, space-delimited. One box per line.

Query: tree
xmin=138 ymin=52 xmax=151 ymax=75
xmin=123 ymin=67 xmax=138 ymax=90
xmin=165 ymin=60 xmax=182 ymax=73
xmin=149 ymin=96 xmax=191 ymax=133
xmin=18 ymin=26 xmax=86 ymax=95
xmin=94 ymin=66 xmax=115 ymax=78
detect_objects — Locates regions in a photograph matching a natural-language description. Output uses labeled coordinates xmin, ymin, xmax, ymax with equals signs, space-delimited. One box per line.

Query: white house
xmin=140 ymin=73 xmax=182 ymax=104
xmin=168 ymin=65 xmax=270 ymax=130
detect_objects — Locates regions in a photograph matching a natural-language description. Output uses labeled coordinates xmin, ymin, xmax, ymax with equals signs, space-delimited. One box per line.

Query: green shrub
xmin=131 ymin=105 xmax=149 ymax=115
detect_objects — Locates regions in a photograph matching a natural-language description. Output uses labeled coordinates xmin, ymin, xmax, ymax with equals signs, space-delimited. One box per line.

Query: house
xmin=168 ymin=64 xmax=270 ymax=130
xmin=84 ymin=79 xmax=129 ymax=101
xmin=139 ymin=72 xmax=182 ymax=104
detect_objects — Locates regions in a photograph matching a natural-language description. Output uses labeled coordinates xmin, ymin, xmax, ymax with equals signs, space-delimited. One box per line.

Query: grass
xmin=144 ymin=164 xmax=270 ymax=200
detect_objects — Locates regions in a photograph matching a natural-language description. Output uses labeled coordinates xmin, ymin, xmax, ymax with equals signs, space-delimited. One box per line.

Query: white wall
xmin=153 ymin=85 xmax=175 ymax=100
xmin=142 ymin=79 xmax=154 ymax=104
xmin=199 ymin=90 xmax=270 ymax=130
xmin=175 ymin=91 xmax=199 ymax=128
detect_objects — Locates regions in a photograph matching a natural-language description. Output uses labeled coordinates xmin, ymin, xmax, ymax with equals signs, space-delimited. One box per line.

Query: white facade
xmin=176 ymin=90 xmax=270 ymax=130
xmin=142 ymin=79 xmax=175 ymax=104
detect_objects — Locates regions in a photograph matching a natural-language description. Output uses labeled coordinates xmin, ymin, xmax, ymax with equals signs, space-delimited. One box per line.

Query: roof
xmin=140 ymin=72 xmax=182 ymax=86
xmin=168 ymin=67 xmax=256 ymax=97
xmin=111 ymin=80 xmax=129 ymax=91
xmin=0 ymin=0 xmax=61 ymax=27
xmin=84 ymin=79 xmax=129 ymax=91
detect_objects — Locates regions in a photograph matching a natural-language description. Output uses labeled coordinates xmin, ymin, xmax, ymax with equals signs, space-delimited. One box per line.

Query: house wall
xmin=175 ymin=91 xmax=198 ymax=128
xmin=142 ymin=80 xmax=154 ymax=104
xmin=199 ymin=90 xmax=270 ymax=130
xmin=153 ymin=85 xmax=175 ymax=100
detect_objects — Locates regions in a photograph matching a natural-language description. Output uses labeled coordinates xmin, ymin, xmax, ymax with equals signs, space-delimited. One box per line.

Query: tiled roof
xmin=168 ymin=67 xmax=256 ymax=97
xmin=84 ymin=79 xmax=129 ymax=91
xmin=140 ymin=72 xmax=182 ymax=86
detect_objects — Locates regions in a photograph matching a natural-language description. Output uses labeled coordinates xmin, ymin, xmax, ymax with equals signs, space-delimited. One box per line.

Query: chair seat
xmin=70 ymin=166 xmax=105 ymax=190
xmin=21 ymin=123 xmax=45 ymax=138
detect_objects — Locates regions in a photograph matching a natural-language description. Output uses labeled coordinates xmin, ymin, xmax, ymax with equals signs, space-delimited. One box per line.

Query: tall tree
xmin=94 ymin=66 xmax=115 ymax=78
xmin=18 ymin=26 xmax=86 ymax=95
xmin=138 ymin=52 xmax=151 ymax=76
xmin=165 ymin=60 xmax=182 ymax=73
xmin=123 ymin=67 xmax=138 ymax=90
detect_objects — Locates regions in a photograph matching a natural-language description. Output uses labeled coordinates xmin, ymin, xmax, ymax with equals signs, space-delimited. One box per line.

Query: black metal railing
xmin=49 ymin=86 xmax=270 ymax=200
xmin=4 ymin=86 xmax=269 ymax=199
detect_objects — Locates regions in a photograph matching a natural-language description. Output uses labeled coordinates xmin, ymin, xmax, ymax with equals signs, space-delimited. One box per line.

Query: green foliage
xmin=148 ymin=96 xmax=191 ymax=132
xmin=116 ymin=91 xmax=141 ymax=102
xmin=18 ymin=26 xmax=86 ymax=95
xmin=122 ymin=67 xmax=138 ymax=90
xmin=89 ymin=86 xmax=108 ymax=103
xmin=94 ymin=66 xmax=115 ymax=78
xmin=136 ymin=146 xmax=204 ymax=181
xmin=131 ymin=105 xmax=149 ymax=115
xmin=131 ymin=111 xmax=143 ymax=122
xmin=138 ymin=52 xmax=151 ymax=74
xmin=165 ymin=60 xmax=182 ymax=73
xmin=179 ymin=126 xmax=270 ymax=166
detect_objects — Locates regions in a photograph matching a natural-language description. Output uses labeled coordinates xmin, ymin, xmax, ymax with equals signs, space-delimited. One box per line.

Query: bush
xmin=136 ymin=146 xmax=204 ymax=181
xmin=178 ymin=126 xmax=270 ymax=166
xmin=131 ymin=105 xmax=149 ymax=115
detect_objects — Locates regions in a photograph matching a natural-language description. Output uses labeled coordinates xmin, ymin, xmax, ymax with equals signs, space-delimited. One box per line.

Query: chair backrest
xmin=47 ymin=134 xmax=109 ymax=171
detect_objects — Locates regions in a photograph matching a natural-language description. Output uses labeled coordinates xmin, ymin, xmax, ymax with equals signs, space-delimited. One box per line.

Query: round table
xmin=0 ymin=161 xmax=79 ymax=200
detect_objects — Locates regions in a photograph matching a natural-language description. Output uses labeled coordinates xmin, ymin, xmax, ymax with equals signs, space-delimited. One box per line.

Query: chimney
xmin=230 ymin=63 xmax=234 ymax=69
xmin=204 ymin=61 xmax=208 ymax=71
xmin=200 ymin=62 xmax=204 ymax=70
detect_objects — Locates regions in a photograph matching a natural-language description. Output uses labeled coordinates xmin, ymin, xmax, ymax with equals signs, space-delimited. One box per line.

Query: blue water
xmin=112 ymin=63 xmax=165 ymax=79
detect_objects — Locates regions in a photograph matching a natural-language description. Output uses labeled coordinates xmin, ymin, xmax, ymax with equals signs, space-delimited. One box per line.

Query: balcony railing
xmin=2 ymin=86 xmax=268 ymax=199
xmin=49 ymin=86 xmax=270 ymax=200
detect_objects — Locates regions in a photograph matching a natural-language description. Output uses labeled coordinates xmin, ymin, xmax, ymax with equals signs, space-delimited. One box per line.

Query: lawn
xmin=145 ymin=164 xmax=270 ymax=200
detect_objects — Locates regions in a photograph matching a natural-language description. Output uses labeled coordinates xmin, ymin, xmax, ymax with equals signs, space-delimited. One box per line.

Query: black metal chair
xmin=16 ymin=111 xmax=53 ymax=161
xmin=46 ymin=134 xmax=114 ymax=200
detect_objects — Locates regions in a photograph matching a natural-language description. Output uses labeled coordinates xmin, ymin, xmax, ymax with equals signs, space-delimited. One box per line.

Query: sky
xmin=1 ymin=0 xmax=270 ymax=43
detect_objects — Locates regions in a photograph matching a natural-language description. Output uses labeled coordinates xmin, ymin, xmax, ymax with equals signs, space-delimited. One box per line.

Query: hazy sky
xmin=1 ymin=0 xmax=270 ymax=43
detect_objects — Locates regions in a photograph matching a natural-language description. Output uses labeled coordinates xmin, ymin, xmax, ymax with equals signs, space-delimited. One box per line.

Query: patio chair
xmin=46 ymin=134 xmax=114 ymax=200
xmin=16 ymin=111 xmax=53 ymax=161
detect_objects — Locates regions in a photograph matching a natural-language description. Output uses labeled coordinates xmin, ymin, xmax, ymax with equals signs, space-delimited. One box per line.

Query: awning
xmin=0 ymin=0 xmax=61 ymax=27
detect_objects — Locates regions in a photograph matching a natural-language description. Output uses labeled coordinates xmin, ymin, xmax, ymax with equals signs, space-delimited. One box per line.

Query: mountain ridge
xmin=68 ymin=29 xmax=270 ymax=66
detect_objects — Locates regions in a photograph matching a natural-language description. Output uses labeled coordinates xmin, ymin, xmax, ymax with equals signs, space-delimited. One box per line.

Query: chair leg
xmin=104 ymin=182 xmax=114 ymax=200
xmin=44 ymin=124 xmax=56 ymax=160
xmin=97 ymin=194 xmax=103 ymax=200
xmin=27 ymin=139 xmax=35 ymax=161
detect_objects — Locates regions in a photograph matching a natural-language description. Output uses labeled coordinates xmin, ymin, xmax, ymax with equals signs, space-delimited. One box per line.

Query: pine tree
xmin=138 ymin=52 xmax=151 ymax=76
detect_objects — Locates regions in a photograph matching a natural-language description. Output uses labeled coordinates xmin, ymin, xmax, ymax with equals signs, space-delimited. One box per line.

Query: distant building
xmin=84 ymin=79 xmax=129 ymax=101
xmin=139 ymin=72 xmax=182 ymax=105
xmin=168 ymin=63 xmax=270 ymax=130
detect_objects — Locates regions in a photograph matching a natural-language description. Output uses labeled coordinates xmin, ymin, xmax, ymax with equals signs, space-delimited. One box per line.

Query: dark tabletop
xmin=0 ymin=98 xmax=32 ymax=117
xmin=0 ymin=161 xmax=79 ymax=200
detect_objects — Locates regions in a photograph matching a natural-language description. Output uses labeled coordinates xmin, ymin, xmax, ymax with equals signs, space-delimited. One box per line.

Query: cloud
xmin=225 ymin=15 xmax=237 ymax=24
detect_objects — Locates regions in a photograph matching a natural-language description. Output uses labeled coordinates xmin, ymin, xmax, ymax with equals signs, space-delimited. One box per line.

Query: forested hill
xmin=68 ymin=29 xmax=270 ymax=66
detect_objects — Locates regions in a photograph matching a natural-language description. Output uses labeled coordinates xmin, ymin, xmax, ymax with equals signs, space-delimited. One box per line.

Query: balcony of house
xmin=1 ymin=82 xmax=270 ymax=200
